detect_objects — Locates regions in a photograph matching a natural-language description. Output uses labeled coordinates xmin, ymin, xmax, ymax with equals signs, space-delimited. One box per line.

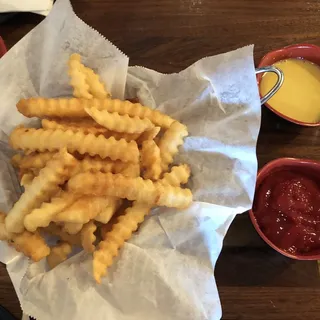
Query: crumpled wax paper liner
xmin=0 ymin=0 xmax=128 ymax=136
xmin=0 ymin=0 xmax=261 ymax=318
xmin=21 ymin=204 xmax=238 ymax=320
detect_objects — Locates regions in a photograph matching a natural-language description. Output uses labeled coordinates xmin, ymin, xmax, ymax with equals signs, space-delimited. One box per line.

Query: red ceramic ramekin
xmin=249 ymin=158 xmax=320 ymax=260
xmin=257 ymin=43 xmax=320 ymax=127
xmin=0 ymin=36 xmax=7 ymax=58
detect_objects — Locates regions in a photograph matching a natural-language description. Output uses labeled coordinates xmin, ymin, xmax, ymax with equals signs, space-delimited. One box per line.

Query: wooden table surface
xmin=1 ymin=0 xmax=320 ymax=319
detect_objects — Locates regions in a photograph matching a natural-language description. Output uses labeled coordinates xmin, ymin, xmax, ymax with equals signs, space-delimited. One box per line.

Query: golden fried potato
xmin=136 ymin=126 xmax=160 ymax=145
xmin=62 ymin=222 xmax=83 ymax=235
xmin=16 ymin=98 xmax=175 ymax=128
xmin=5 ymin=149 xmax=77 ymax=233
xmin=68 ymin=172 xmax=192 ymax=209
xmin=85 ymin=107 xmax=154 ymax=134
xmin=16 ymin=98 xmax=88 ymax=118
xmin=93 ymin=202 xmax=151 ymax=283
xmin=82 ymin=65 xmax=111 ymax=99
xmin=161 ymin=164 xmax=191 ymax=186
xmin=18 ymin=152 xmax=57 ymax=170
xmin=20 ymin=172 xmax=35 ymax=188
xmin=69 ymin=53 xmax=110 ymax=99
xmin=9 ymin=127 xmax=139 ymax=163
xmin=158 ymin=121 xmax=188 ymax=172
xmin=24 ymin=191 xmax=79 ymax=232
xmin=81 ymin=220 xmax=97 ymax=253
xmin=68 ymin=53 xmax=92 ymax=99
xmin=78 ymin=156 xmax=119 ymax=173
xmin=17 ymin=169 xmax=25 ymax=184
xmin=108 ymin=131 xmax=141 ymax=143
xmin=141 ymin=140 xmax=162 ymax=180
xmin=119 ymin=163 xmax=140 ymax=178
xmin=42 ymin=118 xmax=109 ymax=136
xmin=78 ymin=156 xmax=139 ymax=177
xmin=94 ymin=197 xmax=122 ymax=224
xmin=54 ymin=196 xmax=112 ymax=224
xmin=10 ymin=231 xmax=50 ymax=262
xmin=86 ymin=99 xmax=174 ymax=129
xmin=43 ymin=223 xmax=81 ymax=246
xmin=47 ymin=242 xmax=72 ymax=269
xmin=17 ymin=152 xmax=137 ymax=177
xmin=11 ymin=154 xmax=23 ymax=168
xmin=42 ymin=118 xmax=142 ymax=142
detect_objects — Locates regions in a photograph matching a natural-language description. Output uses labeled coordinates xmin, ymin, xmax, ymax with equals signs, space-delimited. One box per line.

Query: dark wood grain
xmin=1 ymin=0 xmax=320 ymax=319
xmin=0 ymin=264 xmax=20 ymax=319
xmin=219 ymin=287 xmax=320 ymax=320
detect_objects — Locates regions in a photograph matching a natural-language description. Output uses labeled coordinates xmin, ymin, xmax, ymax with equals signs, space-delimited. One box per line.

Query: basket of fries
xmin=4 ymin=52 xmax=193 ymax=284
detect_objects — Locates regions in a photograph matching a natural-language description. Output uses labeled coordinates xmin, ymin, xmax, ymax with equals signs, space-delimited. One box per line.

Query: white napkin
xmin=0 ymin=0 xmax=261 ymax=319
xmin=0 ymin=0 xmax=53 ymax=16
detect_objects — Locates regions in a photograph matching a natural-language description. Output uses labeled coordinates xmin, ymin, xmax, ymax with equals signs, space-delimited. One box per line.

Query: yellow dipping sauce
xmin=260 ymin=58 xmax=320 ymax=124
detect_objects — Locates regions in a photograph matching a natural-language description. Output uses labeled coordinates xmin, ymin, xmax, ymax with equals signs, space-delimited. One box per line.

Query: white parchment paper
xmin=0 ymin=0 xmax=261 ymax=319
xmin=0 ymin=0 xmax=128 ymax=136
xmin=0 ymin=0 xmax=53 ymax=16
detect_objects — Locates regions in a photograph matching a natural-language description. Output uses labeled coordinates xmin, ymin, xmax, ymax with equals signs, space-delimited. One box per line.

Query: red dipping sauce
xmin=253 ymin=170 xmax=320 ymax=256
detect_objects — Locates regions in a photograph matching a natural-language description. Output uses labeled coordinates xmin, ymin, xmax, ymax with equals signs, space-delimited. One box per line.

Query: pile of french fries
xmin=0 ymin=54 xmax=192 ymax=283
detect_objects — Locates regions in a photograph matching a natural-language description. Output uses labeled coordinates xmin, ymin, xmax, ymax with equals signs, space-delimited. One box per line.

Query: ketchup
xmin=253 ymin=170 xmax=320 ymax=255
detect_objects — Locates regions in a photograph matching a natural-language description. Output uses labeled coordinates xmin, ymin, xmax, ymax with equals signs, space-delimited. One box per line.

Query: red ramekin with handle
xmin=257 ymin=43 xmax=320 ymax=127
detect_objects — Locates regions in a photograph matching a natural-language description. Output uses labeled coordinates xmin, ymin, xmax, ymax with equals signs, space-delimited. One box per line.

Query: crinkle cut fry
xmin=42 ymin=117 xmax=100 ymax=128
xmin=17 ymin=98 xmax=90 ymax=118
xmin=42 ymin=118 xmax=141 ymax=142
xmin=9 ymin=127 xmax=139 ymax=163
xmin=78 ymin=157 xmax=122 ymax=173
xmin=16 ymin=98 xmax=175 ymax=128
xmin=158 ymin=121 xmax=188 ymax=172
xmin=93 ymin=202 xmax=151 ymax=283
xmin=69 ymin=53 xmax=110 ymax=99
xmin=11 ymin=154 xmax=23 ymax=168
xmin=42 ymin=223 xmax=81 ymax=246
xmin=20 ymin=172 xmax=35 ymax=188
xmin=54 ymin=196 xmax=113 ymax=224
xmin=68 ymin=53 xmax=92 ymax=99
xmin=63 ymin=222 xmax=83 ymax=235
xmin=5 ymin=149 xmax=77 ymax=233
xmin=42 ymin=118 xmax=108 ymax=136
xmin=18 ymin=151 xmax=57 ymax=170
xmin=16 ymin=152 xmax=139 ymax=176
xmin=141 ymin=140 xmax=162 ymax=180
xmin=82 ymin=65 xmax=111 ymax=99
xmin=136 ymin=126 xmax=160 ymax=145
xmin=68 ymin=172 xmax=192 ymax=209
xmin=24 ymin=191 xmax=79 ymax=232
xmin=18 ymin=168 xmax=27 ymax=183
xmin=81 ymin=220 xmax=97 ymax=252
xmin=47 ymin=242 xmax=72 ymax=269
xmin=10 ymin=231 xmax=50 ymax=262
xmin=94 ymin=197 xmax=122 ymax=224
xmin=91 ymin=99 xmax=175 ymax=129
xmin=160 ymin=164 xmax=191 ymax=186
xmin=118 ymin=163 xmax=140 ymax=178
xmin=78 ymin=156 xmax=140 ymax=177
xmin=85 ymin=107 xmax=154 ymax=134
